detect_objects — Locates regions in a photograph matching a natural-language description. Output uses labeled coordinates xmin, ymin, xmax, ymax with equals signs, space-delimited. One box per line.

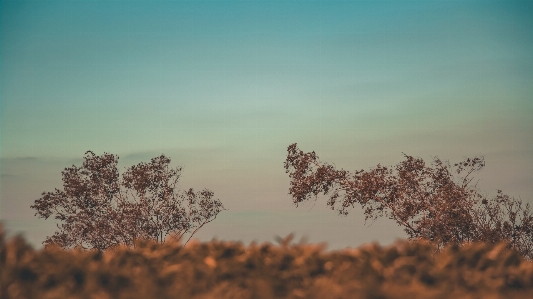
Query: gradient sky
xmin=1 ymin=0 xmax=532 ymax=250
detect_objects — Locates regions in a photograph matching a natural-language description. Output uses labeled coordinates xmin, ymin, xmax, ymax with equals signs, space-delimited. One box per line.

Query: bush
xmin=284 ymin=143 xmax=533 ymax=259
xmin=31 ymin=152 xmax=225 ymax=250
xmin=1 ymin=224 xmax=532 ymax=299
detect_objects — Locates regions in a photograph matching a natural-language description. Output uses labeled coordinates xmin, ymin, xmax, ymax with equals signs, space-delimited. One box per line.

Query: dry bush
xmin=2 ymin=225 xmax=532 ymax=299
xmin=284 ymin=143 xmax=533 ymax=259
xmin=31 ymin=152 xmax=225 ymax=250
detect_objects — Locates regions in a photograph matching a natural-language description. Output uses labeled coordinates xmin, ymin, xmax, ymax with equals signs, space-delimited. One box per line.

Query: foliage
xmin=1 ymin=225 xmax=532 ymax=299
xmin=284 ymin=143 xmax=533 ymax=259
xmin=31 ymin=151 xmax=225 ymax=250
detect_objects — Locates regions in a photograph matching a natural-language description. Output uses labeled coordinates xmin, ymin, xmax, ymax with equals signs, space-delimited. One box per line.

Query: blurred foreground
xmin=1 ymin=227 xmax=532 ymax=299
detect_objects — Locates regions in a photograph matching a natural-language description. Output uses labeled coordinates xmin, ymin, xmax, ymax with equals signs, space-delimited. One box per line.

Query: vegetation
xmin=1 ymin=226 xmax=532 ymax=299
xmin=284 ymin=143 xmax=533 ymax=259
xmin=4 ymin=144 xmax=530 ymax=298
xmin=31 ymin=151 xmax=225 ymax=250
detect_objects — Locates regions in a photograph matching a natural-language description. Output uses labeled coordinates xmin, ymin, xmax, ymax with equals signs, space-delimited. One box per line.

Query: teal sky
xmin=1 ymin=0 xmax=532 ymax=249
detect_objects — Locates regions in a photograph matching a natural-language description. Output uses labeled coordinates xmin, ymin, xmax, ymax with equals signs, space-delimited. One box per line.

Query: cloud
xmin=121 ymin=151 xmax=162 ymax=162
xmin=15 ymin=157 xmax=38 ymax=161
xmin=0 ymin=157 xmax=38 ymax=162
xmin=122 ymin=147 xmax=228 ymax=162
xmin=0 ymin=173 xmax=17 ymax=178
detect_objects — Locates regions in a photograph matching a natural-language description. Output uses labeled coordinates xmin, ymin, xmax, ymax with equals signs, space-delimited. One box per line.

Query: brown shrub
xmin=1 ymin=225 xmax=532 ymax=299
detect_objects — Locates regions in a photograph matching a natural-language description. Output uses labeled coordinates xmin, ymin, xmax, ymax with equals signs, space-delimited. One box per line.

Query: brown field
xmin=1 ymin=227 xmax=532 ymax=299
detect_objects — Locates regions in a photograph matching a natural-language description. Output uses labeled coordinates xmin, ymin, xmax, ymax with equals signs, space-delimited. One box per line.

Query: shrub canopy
xmin=31 ymin=151 xmax=225 ymax=250
xmin=284 ymin=143 xmax=533 ymax=259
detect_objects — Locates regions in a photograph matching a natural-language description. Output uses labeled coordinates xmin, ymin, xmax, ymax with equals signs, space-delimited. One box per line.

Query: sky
xmin=1 ymin=0 xmax=532 ymax=250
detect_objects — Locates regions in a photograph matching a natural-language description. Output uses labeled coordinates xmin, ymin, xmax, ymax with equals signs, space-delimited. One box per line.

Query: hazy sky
xmin=1 ymin=0 xmax=532 ymax=250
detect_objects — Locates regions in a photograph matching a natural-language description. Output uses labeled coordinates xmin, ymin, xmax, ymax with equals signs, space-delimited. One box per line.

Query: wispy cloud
xmin=0 ymin=173 xmax=17 ymax=178
xmin=0 ymin=157 xmax=38 ymax=162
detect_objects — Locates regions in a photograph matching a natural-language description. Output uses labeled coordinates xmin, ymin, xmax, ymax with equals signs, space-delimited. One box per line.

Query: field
xmin=1 ymin=227 xmax=532 ymax=299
